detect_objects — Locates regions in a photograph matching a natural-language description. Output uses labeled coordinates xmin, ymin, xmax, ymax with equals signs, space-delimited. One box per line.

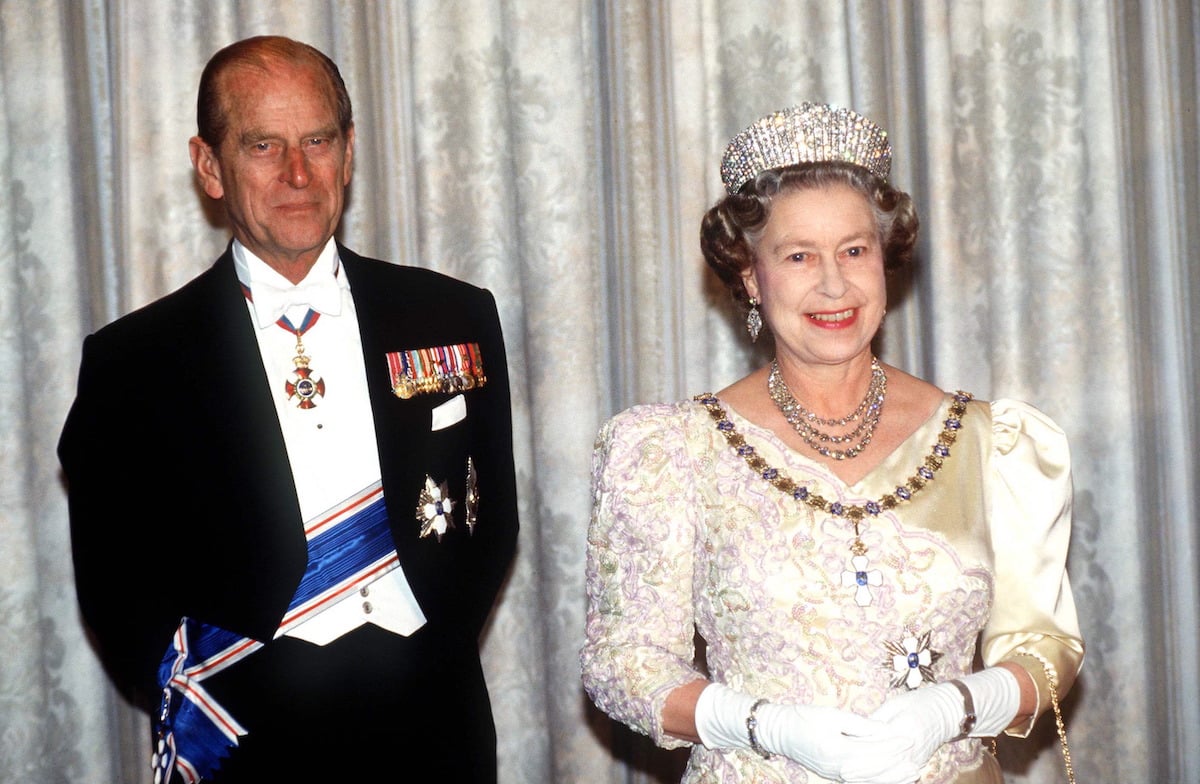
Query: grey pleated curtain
xmin=0 ymin=2 xmax=1195 ymax=783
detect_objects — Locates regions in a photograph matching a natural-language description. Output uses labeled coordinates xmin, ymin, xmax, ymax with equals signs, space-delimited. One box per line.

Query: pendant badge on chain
xmin=697 ymin=390 xmax=975 ymax=611
xmin=840 ymin=538 xmax=882 ymax=607
xmin=285 ymin=336 xmax=326 ymax=409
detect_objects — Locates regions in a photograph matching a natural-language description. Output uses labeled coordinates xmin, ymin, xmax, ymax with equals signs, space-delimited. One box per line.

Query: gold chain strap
xmin=1044 ymin=665 xmax=1076 ymax=784
xmin=1016 ymin=651 xmax=1076 ymax=784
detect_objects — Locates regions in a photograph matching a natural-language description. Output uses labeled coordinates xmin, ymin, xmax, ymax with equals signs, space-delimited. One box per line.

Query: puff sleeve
xmin=980 ymin=399 xmax=1085 ymax=737
xmin=580 ymin=406 xmax=705 ymax=749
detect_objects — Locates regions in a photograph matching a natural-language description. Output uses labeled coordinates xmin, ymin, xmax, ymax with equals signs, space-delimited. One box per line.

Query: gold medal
xmin=392 ymin=377 xmax=416 ymax=399
xmin=384 ymin=343 xmax=488 ymax=398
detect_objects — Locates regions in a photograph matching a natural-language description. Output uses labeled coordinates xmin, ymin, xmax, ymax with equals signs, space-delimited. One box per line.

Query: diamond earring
xmin=746 ymin=298 xmax=763 ymax=342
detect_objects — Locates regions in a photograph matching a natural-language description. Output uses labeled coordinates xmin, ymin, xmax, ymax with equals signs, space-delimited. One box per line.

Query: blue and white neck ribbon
xmin=153 ymin=481 xmax=398 ymax=783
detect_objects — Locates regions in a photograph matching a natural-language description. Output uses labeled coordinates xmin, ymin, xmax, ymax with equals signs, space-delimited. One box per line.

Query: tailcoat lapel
xmin=184 ymin=250 xmax=309 ymax=639
xmin=341 ymin=248 xmax=470 ymax=615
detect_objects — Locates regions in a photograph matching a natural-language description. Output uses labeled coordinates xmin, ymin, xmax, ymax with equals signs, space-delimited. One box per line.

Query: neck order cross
xmin=241 ymin=283 xmax=328 ymax=409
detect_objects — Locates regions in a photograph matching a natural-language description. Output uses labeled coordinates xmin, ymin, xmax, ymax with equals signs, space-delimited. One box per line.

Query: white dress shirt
xmin=233 ymin=239 xmax=426 ymax=645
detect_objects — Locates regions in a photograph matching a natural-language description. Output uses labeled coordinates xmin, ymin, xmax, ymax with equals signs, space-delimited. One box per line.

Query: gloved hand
xmin=866 ymin=667 xmax=1022 ymax=778
xmin=694 ymin=682 xmax=919 ymax=783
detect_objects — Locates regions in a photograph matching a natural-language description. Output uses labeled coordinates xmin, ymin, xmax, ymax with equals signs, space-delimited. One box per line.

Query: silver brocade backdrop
xmin=1 ymin=1 xmax=1196 ymax=782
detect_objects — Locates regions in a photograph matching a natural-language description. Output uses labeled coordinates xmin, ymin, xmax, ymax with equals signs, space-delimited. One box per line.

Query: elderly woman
xmin=581 ymin=104 xmax=1083 ymax=784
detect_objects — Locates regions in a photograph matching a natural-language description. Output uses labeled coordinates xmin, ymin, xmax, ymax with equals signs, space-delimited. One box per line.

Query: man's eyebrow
xmin=304 ymin=125 xmax=343 ymax=140
xmin=236 ymin=126 xmax=342 ymax=145
xmin=237 ymin=128 xmax=273 ymax=146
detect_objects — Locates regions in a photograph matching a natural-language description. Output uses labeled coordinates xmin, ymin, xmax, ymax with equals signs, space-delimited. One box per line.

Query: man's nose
xmin=282 ymin=147 xmax=311 ymax=188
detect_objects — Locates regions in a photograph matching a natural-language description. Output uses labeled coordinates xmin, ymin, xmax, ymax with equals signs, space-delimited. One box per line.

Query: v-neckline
xmin=713 ymin=392 xmax=956 ymax=493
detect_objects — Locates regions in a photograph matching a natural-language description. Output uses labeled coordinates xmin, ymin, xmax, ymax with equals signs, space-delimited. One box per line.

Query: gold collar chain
xmin=694 ymin=391 xmax=972 ymax=535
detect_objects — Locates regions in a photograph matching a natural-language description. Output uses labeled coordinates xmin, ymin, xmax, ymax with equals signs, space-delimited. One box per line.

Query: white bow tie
xmin=251 ymin=276 xmax=343 ymax=327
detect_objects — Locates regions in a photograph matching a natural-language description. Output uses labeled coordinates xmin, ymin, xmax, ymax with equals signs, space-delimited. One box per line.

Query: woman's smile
xmin=808 ymin=308 xmax=858 ymax=326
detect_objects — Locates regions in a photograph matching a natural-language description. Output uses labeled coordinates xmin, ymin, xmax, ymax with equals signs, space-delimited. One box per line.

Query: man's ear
xmin=189 ymin=136 xmax=225 ymax=200
xmin=342 ymin=124 xmax=356 ymax=186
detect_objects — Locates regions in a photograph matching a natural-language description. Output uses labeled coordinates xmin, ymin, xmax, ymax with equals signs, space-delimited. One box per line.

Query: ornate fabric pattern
xmin=6 ymin=4 xmax=1186 ymax=782
xmin=583 ymin=395 xmax=1082 ymax=783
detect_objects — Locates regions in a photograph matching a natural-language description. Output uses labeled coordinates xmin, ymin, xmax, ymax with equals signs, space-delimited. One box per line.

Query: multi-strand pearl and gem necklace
xmin=767 ymin=356 xmax=886 ymax=461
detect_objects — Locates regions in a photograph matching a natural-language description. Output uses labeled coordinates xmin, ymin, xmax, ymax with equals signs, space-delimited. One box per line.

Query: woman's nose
xmin=817 ymin=255 xmax=847 ymax=298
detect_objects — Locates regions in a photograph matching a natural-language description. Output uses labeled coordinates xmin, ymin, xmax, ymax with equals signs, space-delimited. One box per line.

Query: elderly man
xmin=59 ymin=36 xmax=517 ymax=783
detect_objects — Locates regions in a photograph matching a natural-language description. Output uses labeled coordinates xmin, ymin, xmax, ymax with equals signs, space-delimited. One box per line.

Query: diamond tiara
xmin=719 ymin=103 xmax=892 ymax=195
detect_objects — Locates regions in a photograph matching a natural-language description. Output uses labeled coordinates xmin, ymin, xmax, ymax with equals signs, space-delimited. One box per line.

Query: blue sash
xmin=152 ymin=481 xmax=398 ymax=783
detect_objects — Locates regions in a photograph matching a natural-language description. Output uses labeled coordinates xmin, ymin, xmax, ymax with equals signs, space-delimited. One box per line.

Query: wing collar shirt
xmin=233 ymin=239 xmax=426 ymax=644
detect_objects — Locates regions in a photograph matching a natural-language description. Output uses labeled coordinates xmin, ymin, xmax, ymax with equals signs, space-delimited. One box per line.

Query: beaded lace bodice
xmin=582 ymin=394 xmax=1082 ymax=783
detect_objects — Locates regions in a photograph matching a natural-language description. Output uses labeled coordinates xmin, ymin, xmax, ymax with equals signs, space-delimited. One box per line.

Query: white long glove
xmin=865 ymin=668 xmax=1022 ymax=781
xmin=694 ymin=682 xmax=919 ymax=783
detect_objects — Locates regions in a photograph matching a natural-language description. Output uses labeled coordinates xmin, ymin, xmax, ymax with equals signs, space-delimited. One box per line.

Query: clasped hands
xmin=695 ymin=669 xmax=1020 ymax=784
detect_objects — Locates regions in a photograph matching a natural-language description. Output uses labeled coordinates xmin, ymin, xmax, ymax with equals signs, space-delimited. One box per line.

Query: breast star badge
xmin=465 ymin=457 xmax=479 ymax=534
xmin=416 ymin=475 xmax=455 ymax=541
xmin=884 ymin=631 xmax=943 ymax=689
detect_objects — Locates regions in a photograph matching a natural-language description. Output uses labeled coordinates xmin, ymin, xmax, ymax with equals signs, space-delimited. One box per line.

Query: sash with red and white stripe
xmin=152 ymin=481 xmax=397 ymax=783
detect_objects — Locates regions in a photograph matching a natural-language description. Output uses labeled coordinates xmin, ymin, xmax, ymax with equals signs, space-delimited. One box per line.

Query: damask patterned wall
xmin=0 ymin=1 xmax=1194 ymax=782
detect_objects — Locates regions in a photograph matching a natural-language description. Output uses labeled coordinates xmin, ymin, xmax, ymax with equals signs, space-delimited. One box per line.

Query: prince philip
xmin=58 ymin=36 xmax=518 ymax=783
